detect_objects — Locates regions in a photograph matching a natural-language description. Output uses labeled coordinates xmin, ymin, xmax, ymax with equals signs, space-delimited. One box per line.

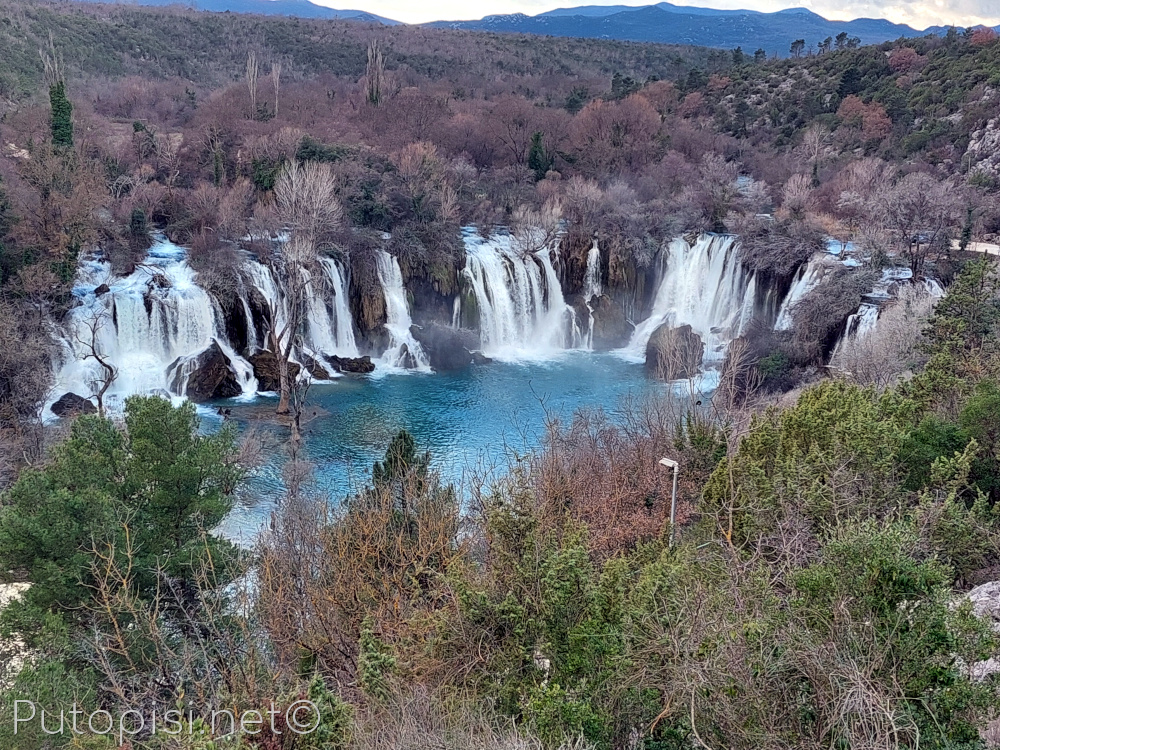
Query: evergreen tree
xmin=48 ymin=79 xmax=72 ymax=150
xmin=41 ymin=42 xmax=73 ymax=149
xmin=0 ymin=396 xmax=244 ymax=634
xmin=527 ymin=131 xmax=551 ymax=181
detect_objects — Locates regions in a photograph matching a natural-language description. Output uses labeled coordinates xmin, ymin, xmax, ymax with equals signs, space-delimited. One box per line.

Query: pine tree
xmin=528 ymin=131 xmax=551 ymax=181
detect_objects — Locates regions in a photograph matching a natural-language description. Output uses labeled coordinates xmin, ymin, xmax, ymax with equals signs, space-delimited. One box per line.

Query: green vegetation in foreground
xmin=0 ymin=258 xmax=998 ymax=749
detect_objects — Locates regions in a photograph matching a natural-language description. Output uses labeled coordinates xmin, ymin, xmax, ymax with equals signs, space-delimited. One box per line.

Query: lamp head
xmin=659 ymin=457 xmax=678 ymax=469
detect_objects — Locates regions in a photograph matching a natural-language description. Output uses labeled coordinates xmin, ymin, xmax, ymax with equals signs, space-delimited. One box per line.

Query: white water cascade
xmin=581 ymin=240 xmax=602 ymax=350
xmin=583 ymin=240 xmax=603 ymax=300
xmin=48 ymin=237 xmax=257 ymax=413
xmin=461 ymin=229 xmax=576 ymax=357
xmin=243 ymin=253 xmax=359 ymax=359
xmin=774 ymin=255 xmax=832 ymax=331
xmin=624 ymin=234 xmax=757 ymax=364
xmin=374 ymin=250 xmax=430 ymax=370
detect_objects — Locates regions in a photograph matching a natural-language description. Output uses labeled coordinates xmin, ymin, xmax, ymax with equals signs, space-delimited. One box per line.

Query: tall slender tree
xmin=270 ymin=61 xmax=282 ymax=118
xmin=39 ymin=40 xmax=72 ymax=149
xmin=246 ymin=50 xmax=258 ymax=112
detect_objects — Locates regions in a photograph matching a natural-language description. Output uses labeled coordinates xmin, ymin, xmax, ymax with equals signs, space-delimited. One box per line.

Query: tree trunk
xmin=277 ymin=354 xmax=291 ymax=416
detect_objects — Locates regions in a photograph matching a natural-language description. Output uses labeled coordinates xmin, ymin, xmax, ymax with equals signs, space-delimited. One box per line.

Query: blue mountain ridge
xmin=425 ymin=4 xmax=981 ymax=55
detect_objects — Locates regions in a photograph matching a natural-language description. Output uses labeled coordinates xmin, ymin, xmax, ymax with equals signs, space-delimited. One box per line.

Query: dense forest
xmin=0 ymin=0 xmax=999 ymax=747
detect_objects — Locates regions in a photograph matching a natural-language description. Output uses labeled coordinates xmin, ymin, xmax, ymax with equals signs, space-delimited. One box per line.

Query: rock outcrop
xmin=960 ymin=580 xmax=1000 ymax=681
xmin=964 ymin=113 xmax=1000 ymax=178
xmin=589 ymin=294 xmax=635 ymax=350
xmin=301 ymin=354 xmax=331 ymax=380
xmin=166 ymin=340 xmax=243 ymax=402
xmin=50 ymin=392 xmax=97 ymax=417
xmin=248 ymin=349 xmax=299 ymax=392
xmin=349 ymin=251 xmax=390 ymax=352
xmin=326 ymin=355 xmax=376 ymax=374
xmin=644 ymin=323 xmax=703 ymax=380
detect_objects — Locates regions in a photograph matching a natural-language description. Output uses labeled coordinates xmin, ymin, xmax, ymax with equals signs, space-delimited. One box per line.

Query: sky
xmin=320 ymin=0 xmax=1000 ymax=30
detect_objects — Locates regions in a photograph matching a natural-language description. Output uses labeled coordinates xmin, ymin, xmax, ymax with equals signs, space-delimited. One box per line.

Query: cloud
xmin=330 ymin=0 xmax=999 ymax=29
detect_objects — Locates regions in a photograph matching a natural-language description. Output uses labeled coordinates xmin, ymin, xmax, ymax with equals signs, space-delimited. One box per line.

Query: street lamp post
xmin=659 ymin=457 xmax=679 ymax=548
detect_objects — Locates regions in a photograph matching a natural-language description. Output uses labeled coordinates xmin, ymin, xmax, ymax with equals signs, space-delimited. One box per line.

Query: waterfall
xmin=582 ymin=240 xmax=602 ymax=350
xmin=321 ymin=257 xmax=359 ymax=357
xmin=624 ymin=234 xmax=757 ymax=363
xmin=833 ymin=303 xmax=880 ymax=356
xmin=374 ymin=250 xmax=430 ymax=370
xmin=49 ymin=236 xmax=256 ymax=411
xmin=298 ymin=259 xmax=358 ymax=358
xmin=583 ymin=240 xmax=603 ymax=300
xmin=774 ymin=256 xmax=828 ymax=331
xmin=244 ymin=253 xmax=359 ymax=359
xmin=460 ymin=229 xmax=574 ymax=357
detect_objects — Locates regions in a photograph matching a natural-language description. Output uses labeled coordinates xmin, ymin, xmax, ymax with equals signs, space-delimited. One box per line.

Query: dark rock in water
xmin=248 ymin=349 xmax=299 ymax=392
xmin=472 ymin=350 xmax=493 ymax=365
xmin=167 ymin=340 xmax=243 ymax=402
xmin=395 ymin=344 xmax=418 ymax=370
xmin=589 ymin=294 xmax=635 ymax=350
xmin=301 ymin=354 xmax=331 ymax=380
xmin=50 ymin=392 xmax=97 ymax=417
xmin=410 ymin=323 xmax=481 ymax=371
xmin=326 ymin=355 xmax=376 ymax=373
xmin=644 ymin=323 xmax=703 ymax=381
xmin=93 ymin=283 xmax=111 ymax=296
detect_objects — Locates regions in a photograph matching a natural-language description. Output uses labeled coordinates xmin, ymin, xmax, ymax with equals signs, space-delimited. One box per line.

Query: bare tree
xmin=245 ymin=50 xmax=258 ymax=112
xmin=800 ymin=123 xmax=835 ymax=185
xmin=269 ymin=161 xmax=341 ymax=424
xmin=871 ymin=172 xmax=961 ymax=277
xmin=831 ymin=284 xmax=938 ymax=389
xmin=270 ymin=61 xmax=282 ymax=118
xmin=38 ymin=34 xmax=65 ymax=88
xmin=781 ymin=173 xmax=814 ymax=219
xmin=75 ymin=309 xmax=117 ymax=416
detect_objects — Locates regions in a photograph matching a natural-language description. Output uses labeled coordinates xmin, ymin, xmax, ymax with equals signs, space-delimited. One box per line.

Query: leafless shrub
xmin=791 ymin=267 xmax=878 ymax=362
xmin=831 ymin=285 xmax=938 ymax=389
xmin=781 ymin=173 xmax=814 ymax=219
xmin=352 ymin=685 xmax=591 ymax=750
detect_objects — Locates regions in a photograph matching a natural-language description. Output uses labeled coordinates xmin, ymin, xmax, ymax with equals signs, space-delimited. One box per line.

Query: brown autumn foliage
xmin=519 ymin=397 xmax=724 ymax=559
xmin=887 ymin=47 xmax=929 ymax=74
xmin=257 ymin=460 xmax=463 ymax=688
xmin=837 ymin=96 xmax=894 ymax=143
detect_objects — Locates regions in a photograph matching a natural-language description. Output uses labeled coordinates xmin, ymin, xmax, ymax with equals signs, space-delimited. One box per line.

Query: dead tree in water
xmin=269 ymin=161 xmax=341 ymax=430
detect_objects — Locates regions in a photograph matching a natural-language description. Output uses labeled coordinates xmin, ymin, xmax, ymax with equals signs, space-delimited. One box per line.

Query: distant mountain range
xmin=80 ymin=0 xmax=401 ymax=24
xmin=73 ymin=1 xmax=998 ymax=56
xmin=425 ymin=4 xmax=980 ymax=55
